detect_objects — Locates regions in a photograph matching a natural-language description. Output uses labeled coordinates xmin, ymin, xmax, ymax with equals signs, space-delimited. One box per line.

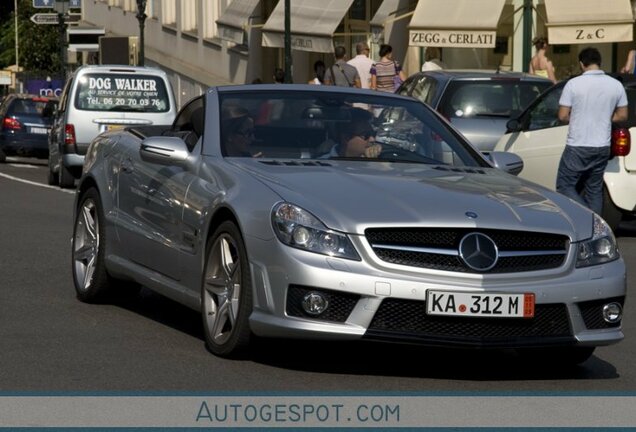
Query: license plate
xmin=426 ymin=290 xmax=535 ymax=318
xmin=29 ymin=127 xmax=48 ymax=134
xmin=105 ymin=124 xmax=125 ymax=131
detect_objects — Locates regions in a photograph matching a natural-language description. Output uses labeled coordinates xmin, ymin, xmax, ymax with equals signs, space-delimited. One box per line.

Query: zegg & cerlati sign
xmin=409 ymin=30 xmax=496 ymax=48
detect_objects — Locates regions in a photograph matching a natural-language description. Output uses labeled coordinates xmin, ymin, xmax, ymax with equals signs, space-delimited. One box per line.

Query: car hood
xmin=232 ymin=159 xmax=593 ymax=241
xmin=449 ymin=117 xmax=507 ymax=152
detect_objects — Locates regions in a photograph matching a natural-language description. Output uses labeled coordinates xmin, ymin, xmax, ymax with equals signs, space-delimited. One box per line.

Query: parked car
xmin=0 ymin=94 xmax=58 ymax=162
xmin=494 ymin=74 xmax=636 ymax=231
xmin=396 ymin=70 xmax=552 ymax=152
xmin=48 ymin=64 xmax=177 ymax=188
xmin=72 ymin=84 xmax=624 ymax=365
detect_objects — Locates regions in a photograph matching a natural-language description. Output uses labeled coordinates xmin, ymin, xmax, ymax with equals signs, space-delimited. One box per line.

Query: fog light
xmin=301 ymin=292 xmax=329 ymax=316
xmin=602 ymin=302 xmax=622 ymax=323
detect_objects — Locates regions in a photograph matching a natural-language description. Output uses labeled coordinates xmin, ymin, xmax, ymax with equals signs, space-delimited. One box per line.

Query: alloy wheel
xmin=203 ymin=233 xmax=241 ymax=345
xmin=73 ymin=199 xmax=99 ymax=292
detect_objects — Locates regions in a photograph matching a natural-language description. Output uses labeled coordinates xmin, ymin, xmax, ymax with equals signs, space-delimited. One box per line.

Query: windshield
xmin=73 ymin=73 xmax=170 ymax=112
xmin=219 ymin=90 xmax=488 ymax=167
xmin=9 ymin=98 xmax=50 ymax=115
xmin=438 ymin=80 xmax=551 ymax=118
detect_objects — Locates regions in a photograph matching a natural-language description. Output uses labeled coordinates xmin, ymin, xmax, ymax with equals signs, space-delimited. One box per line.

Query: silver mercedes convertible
xmin=71 ymin=84 xmax=625 ymax=365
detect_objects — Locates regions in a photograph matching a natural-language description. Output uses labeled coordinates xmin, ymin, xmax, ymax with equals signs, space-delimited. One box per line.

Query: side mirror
xmin=488 ymin=151 xmax=524 ymax=176
xmin=139 ymin=136 xmax=189 ymax=166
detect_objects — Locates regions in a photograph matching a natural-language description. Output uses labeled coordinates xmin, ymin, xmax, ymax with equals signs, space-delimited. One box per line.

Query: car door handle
xmin=121 ymin=158 xmax=134 ymax=173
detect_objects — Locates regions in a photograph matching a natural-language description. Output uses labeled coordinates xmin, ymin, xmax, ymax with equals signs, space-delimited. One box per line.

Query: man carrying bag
xmin=324 ymin=46 xmax=361 ymax=88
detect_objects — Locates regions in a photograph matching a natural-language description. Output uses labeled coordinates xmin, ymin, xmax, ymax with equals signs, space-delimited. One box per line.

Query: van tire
xmin=47 ymin=159 xmax=58 ymax=185
xmin=59 ymin=164 xmax=75 ymax=189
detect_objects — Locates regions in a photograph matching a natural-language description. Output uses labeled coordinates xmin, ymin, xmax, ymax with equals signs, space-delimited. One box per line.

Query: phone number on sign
xmin=195 ymin=401 xmax=400 ymax=424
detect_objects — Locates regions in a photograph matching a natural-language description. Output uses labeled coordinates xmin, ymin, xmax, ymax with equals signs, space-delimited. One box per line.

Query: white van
xmin=48 ymin=65 xmax=177 ymax=188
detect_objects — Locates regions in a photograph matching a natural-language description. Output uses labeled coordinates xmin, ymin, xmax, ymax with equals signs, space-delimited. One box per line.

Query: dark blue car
xmin=0 ymin=94 xmax=57 ymax=162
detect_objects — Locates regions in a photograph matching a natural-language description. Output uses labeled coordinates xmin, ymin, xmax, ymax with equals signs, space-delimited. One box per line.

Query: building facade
xmin=81 ymin=0 xmax=636 ymax=108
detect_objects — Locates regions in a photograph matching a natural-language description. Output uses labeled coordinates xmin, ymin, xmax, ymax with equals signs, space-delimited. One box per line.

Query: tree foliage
xmin=0 ymin=0 xmax=62 ymax=75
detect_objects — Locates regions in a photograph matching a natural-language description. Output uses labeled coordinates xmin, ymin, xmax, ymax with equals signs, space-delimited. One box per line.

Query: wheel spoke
xmin=212 ymin=299 xmax=230 ymax=340
xmin=83 ymin=254 xmax=95 ymax=289
xmin=81 ymin=205 xmax=97 ymax=240
xmin=220 ymin=238 xmax=237 ymax=280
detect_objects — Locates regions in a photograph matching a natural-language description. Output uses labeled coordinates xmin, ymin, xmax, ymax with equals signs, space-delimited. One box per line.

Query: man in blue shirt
xmin=557 ymin=47 xmax=628 ymax=215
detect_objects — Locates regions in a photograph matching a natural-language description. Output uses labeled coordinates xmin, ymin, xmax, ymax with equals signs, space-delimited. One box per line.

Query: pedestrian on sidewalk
xmin=370 ymin=44 xmax=406 ymax=93
xmin=347 ymin=42 xmax=374 ymax=89
xmin=556 ymin=47 xmax=627 ymax=214
xmin=324 ymin=46 xmax=361 ymax=88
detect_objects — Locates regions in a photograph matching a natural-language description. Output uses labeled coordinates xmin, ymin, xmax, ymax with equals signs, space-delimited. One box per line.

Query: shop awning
xmin=370 ymin=0 xmax=403 ymax=42
xmin=261 ymin=0 xmax=355 ymax=53
xmin=544 ymin=0 xmax=634 ymax=45
xmin=215 ymin=0 xmax=261 ymax=45
xmin=408 ymin=0 xmax=505 ymax=48
xmin=370 ymin=0 xmax=402 ymax=31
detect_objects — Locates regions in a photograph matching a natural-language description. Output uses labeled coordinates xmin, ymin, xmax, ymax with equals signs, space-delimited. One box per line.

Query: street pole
xmin=58 ymin=12 xmax=66 ymax=80
xmin=284 ymin=0 xmax=292 ymax=83
xmin=14 ymin=0 xmax=19 ymax=92
xmin=522 ymin=0 xmax=533 ymax=73
xmin=136 ymin=0 xmax=147 ymax=66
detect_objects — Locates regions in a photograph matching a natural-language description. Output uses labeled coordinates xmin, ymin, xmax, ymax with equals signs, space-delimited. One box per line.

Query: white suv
xmin=48 ymin=65 xmax=177 ymax=188
xmin=493 ymin=76 xmax=634 ymax=230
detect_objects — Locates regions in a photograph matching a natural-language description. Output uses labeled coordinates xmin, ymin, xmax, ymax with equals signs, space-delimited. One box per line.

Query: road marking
xmin=8 ymin=163 xmax=38 ymax=169
xmin=0 ymin=172 xmax=75 ymax=194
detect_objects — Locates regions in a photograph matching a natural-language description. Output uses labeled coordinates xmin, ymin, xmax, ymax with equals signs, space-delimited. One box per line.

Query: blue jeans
xmin=556 ymin=145 xmax=610 ymax=215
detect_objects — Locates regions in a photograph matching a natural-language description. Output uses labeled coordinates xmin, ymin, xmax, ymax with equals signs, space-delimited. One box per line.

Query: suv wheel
xmin=47 ymin=158 xmax=58 ymax=185
xmin=59 ymin=164 xmax=75 ymax=188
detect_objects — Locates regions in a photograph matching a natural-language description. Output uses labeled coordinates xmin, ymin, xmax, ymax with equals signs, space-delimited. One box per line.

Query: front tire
xmin=72 ymin=187 xmax=112 ymax=302
xmin=201 ymin=221 xmax=252 ymax=357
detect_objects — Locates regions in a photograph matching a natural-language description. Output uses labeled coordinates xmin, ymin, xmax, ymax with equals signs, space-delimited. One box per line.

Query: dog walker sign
xmin=79 ymin=74 xmax=168 ymax=112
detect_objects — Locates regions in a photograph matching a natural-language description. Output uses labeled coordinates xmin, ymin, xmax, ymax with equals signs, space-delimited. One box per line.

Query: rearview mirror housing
xmin=139 ymin=136 xmax=190 ymax=166
xmin=488 ymin=151 xmax=524 ymax=176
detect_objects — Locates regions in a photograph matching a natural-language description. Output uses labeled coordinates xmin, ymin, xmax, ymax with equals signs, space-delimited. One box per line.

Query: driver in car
xmin=322 ymin=108 xmax=382 ymax=158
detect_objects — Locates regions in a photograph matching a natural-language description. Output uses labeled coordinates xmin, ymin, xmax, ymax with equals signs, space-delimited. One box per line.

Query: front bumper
xmin=247 ymin=235 xmax=626 ymax=349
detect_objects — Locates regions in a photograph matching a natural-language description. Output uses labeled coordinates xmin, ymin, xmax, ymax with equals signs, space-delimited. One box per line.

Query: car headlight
xmin=576 ymin=214 xmax=619 ymax=268
xmin=271 ymin=202 xmax=360 ymax=260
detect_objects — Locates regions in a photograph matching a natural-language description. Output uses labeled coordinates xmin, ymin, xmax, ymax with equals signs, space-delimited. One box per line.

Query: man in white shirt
xmin=556 ymin=47 xmax=628 ymax=214
xmin=347 ymin=42 xmax=374 ymax=89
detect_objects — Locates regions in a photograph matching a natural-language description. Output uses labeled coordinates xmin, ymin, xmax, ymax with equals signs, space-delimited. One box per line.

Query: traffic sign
xmin=30 ymin=13 xmax=60 ymax=25
xmin=30 ymin=13 xmax=81 ymax=25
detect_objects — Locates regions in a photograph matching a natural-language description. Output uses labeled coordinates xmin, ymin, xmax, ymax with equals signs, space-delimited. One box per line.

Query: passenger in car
xmin=321 ymin=108 xmax=382 ymax=158
xmin=221 ymin=104 xmax=262 ymax=157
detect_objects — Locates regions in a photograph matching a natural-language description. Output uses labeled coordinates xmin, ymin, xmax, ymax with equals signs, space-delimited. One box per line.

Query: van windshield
xmin=73 ymin=73 xmax=170 ymax=112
